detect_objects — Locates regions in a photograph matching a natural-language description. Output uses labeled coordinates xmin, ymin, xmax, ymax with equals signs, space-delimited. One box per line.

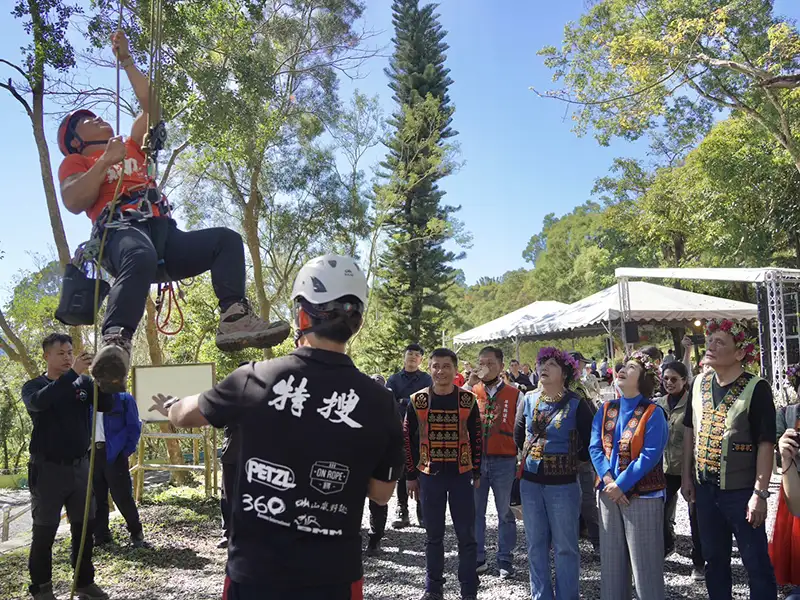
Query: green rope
xmin=68 ymin=0 xmax=165 ymax=595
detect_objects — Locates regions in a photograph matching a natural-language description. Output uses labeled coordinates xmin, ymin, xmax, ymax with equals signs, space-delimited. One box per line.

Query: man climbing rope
xmin=56 ymin=30 xmax=289 ymax=393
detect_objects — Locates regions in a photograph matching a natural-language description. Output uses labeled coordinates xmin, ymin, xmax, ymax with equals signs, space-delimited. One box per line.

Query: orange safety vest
xmin=412 ymin=387 xmax=475 ymax=475
xmin=598 ymin=400 xmax=666 ymax=496
xmin=473 ymin=382 xmax=518 ymax=457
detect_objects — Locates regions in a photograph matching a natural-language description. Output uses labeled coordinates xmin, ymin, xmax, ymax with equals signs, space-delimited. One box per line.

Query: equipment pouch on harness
xmin=55 ymin=262 xmax=110 ymax=326
xmin=147 ymin=216 xmax=173 ymax=283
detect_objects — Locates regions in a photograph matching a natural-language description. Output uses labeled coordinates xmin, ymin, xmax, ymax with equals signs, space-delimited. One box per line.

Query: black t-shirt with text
xmin=683 ymin=372 xmax=777 ymax=446
xmin=198 ymin=347 xmax=405 ymax=589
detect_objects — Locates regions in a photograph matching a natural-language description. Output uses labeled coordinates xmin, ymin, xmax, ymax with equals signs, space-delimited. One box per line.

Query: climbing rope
xmin=155 ymin=280 xmax=185 ymax=335
xmin=70 ymin=0 xmax=167 ymax=596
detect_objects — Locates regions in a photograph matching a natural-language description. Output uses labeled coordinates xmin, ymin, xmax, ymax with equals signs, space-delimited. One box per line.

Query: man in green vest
xmin=681 ymin=318 xmax=777 ymax=600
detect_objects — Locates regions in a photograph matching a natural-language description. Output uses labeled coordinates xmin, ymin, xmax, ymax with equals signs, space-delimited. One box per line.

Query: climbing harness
xmin=68 ymin=0 xmax=171 ymax=597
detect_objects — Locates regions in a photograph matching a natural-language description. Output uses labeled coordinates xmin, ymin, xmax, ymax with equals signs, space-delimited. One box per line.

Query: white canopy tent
xmin=615 ymin=267 xmax=800 ymax=396
xmin=452 ymin=300 xmax=567 ymax=346
xmin=520 ymin=281 xmax=758 ymax=340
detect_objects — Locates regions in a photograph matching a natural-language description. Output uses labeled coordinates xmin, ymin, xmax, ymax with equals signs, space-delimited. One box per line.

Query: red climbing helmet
xmin=57 ymin=109 xmax=98 ymax=156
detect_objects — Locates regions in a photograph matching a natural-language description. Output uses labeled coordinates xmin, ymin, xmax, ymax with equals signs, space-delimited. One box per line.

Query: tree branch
xmin=0 ymin=79 xmax=33 ymax=117
xmin=0 ymin=309 xmax=38 ymax=379
xmin=530 ymin=64 xmax=683 ymax=107
xmin=159 ymin=138 xmax=191 ymax=191
xmin=0 ymin=59 xmax=30 ymax=82
xmin=759 ymin=74 xmax=800 ymax=89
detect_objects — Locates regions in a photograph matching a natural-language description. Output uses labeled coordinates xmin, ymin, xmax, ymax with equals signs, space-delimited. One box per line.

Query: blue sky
xmin=2 ymin=0 xmax=799 ymax=302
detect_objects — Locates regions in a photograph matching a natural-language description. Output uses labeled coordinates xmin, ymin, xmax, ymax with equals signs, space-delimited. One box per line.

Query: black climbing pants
xmin=102 ymin=219 xmax=246 ymax=335
xmin=92 ymin=449 xmax=143 ymax=541
xmin=28 ymin=457 xmax=96 ymax=592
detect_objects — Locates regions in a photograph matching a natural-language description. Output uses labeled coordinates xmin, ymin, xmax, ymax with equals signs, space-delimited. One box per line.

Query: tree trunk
xmin=31 ymin=92 xmax=70 ymax=268
xmin=0 ymin=308 xmax=39 ymax=379
xmin=242 ymin=172 xmax=274 ymax=359
xmin=145 ymin=296 xmax=187 ymax=484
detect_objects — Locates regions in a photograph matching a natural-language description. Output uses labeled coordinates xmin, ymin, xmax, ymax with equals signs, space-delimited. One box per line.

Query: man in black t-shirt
xmin=681 ymin=320 xmax=777 ymax=600
xmin=150 ymin=254 xmax=404 ymax=600
xmin=22 ymin=333 xmax=113 ymax=600
xmin=507 ymin=359 xmax=532 ymax=392
xmin=372 ymin=344 xmax=432 ymax=538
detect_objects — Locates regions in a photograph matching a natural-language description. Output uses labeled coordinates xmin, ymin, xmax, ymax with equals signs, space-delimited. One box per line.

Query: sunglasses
xmin=663 ymin=376 xmax=684 ymax=384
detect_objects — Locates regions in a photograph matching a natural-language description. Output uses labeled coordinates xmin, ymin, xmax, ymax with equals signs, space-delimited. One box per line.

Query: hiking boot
xmin=75 ymin=583 xmax=109 ymax=600
xmin=31 ymin=582 xmax=59 ymax=600
xmin=91 ymin=328 xmax=131 ymax=393
xmin=216 ymin=537 xmax=229 ymax=549
xmin=215 ymin=301 xmax=290 ymax=352
xmin=94 ymin=534 xmax=112 ymax=547
xmin=364 ymin=536 xmax=381 ymax=557
xmin=476 ymin=561 xmax=490 ymax=575
xmin=131 ymin=530 xmax=150 ymax=549
xmin=499 ymin=565 xmax=514 ymax=579
xmin=392 ymin=508 xmax=410 ymax=529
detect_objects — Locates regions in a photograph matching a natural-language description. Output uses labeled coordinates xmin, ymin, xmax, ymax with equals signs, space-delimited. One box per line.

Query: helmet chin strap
xmin=70 ymin=132 xmax=110 ymax=155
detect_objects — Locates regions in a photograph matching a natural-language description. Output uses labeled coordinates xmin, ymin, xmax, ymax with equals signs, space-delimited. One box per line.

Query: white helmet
xmin=291 ymin=254 xmax=368 ymax=306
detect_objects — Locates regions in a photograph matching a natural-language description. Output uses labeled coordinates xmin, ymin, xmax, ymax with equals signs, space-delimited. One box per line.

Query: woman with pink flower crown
xmin=681 ymin=318 xmax=778 ymax=600
xmin=589 ymin=350 xmax=669 ymax=600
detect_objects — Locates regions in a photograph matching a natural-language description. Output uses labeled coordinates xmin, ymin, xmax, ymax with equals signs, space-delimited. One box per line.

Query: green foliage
xmin=12 ymin=0 xmax=82 ymax=81
xmin=539 ymin=0 xmax=800 ymax=171
xmin=375 ymin=0 xmax=464 ymax=358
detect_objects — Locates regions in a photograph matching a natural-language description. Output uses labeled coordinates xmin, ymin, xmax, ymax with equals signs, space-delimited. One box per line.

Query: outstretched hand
xmin=149 ymin=393 xmax=177 ymax=417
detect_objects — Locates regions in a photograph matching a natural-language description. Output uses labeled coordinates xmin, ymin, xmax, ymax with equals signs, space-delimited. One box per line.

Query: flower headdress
xmin=626 ymin=350 xmax=660 ymax=380
xmin=536 ymin=347 xmax=580 ymax=382
xmin=787 ymin=364 xmax=800 ymax=390
xmin=705 ymin=319 xmax=758 ymax=364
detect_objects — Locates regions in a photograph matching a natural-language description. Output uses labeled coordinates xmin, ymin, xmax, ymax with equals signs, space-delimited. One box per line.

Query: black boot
xmin=392 ymin=506 xmax=410 ymax=529
xmin=364 ymin=534 xmax=381 ymax=557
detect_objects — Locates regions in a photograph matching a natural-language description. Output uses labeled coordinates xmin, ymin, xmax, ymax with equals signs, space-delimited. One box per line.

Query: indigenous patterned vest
xmin=473 ymin=381 xmax=519 ymax=457
xmin=522 ymin=390 xmax=581 ymax=477
xmin=412 ymin=388 xmax=475 ymax=475
xmin=599 ymin=399 xmax=667 ymax=495
xmin=691 ymin=371 xmax=760 ymax=490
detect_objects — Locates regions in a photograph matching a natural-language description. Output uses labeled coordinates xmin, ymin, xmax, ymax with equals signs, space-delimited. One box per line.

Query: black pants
xmin=92 ymin=448 xmax=142 ymax=539
xmin=367 ymin=474 xmax=422 ymax=541
xmin=221 ymin=461 xmax=236 ymax=539
xmin=103 ymin=220 xmax=246 ymax=334
xmin=664 ymin=473 xmax=703 ymax=568
xmin=224 ymin=576 xmax=362 ymax=600
xmin=28 ymin=457 xmax=96 ymax=591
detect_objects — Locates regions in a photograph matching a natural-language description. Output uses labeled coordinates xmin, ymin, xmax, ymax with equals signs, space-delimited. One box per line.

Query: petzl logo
xmin=246 ymin=458 xmax=297 ymax=491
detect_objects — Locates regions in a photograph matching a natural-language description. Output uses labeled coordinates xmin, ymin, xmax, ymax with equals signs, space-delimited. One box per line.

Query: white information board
xmin=132 ymin=363 xmax=216 ymax=422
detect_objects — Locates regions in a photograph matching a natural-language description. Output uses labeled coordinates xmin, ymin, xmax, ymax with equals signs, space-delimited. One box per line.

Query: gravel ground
xmin=0 ymin=476 xmax=790 ymax=600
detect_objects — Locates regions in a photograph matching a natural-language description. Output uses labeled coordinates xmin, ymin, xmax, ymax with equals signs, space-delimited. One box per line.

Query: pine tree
xmin=376 ymin=0 xmax=462 ymax=354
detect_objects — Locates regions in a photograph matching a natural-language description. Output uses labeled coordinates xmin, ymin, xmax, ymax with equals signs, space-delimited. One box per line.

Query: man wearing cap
xmin=56 ymin=30 xmax=288 ymax=394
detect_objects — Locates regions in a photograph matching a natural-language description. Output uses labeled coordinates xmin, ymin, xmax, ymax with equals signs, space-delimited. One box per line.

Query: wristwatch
xmin=753 ymin=488 xmax=771 ymax=499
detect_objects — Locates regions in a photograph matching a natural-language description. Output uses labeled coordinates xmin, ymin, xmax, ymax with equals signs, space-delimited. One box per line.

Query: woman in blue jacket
xmin=92 ymin=391 xmax=146 ymax=547
xmin=590 ymin=351 xmax=668 ymax=600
